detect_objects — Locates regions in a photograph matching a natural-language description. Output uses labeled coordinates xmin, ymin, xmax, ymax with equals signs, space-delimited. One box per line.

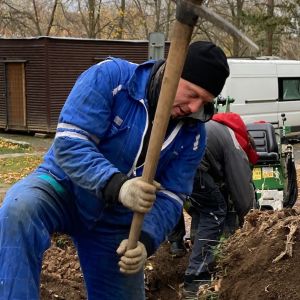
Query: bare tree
xmin=46 ymin=0 xmax=59 ymax=35
xmin=1 ymin=0 xmax=59 ymax=36
xmin=77 ymin=0 xmax=102 ymax=38
xmin=266 ymin=0 xmax=275 ymax=55
xmin=229 ymin=0 xmax=245 ymax=56
xmin=116 ymin=0 xmax=126 ymax=39
xmin=131 ymin=0 xmax=150 ymax=38
xmin=1 ymin=0 xmax=300 ymax=59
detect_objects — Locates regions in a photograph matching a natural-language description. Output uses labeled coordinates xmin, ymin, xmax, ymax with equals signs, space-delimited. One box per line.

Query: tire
xmin=283 ymin=154 xmax=298 ymax=208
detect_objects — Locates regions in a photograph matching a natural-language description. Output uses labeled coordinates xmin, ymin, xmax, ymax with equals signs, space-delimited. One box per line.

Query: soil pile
xmin=218 ymin=209 xmax=300 ymax=300
xmin=40 ymin=168 xmax=300 ymax=299
xmin=41 ymin=237 xmax=188 ymax=300
xmin=145 ymin=242 xmax=189 ymax=300
xmin=41 ymin=235 xmax=86 ymax=300
xmin=40 ymin=210 xmax=300 ymax=300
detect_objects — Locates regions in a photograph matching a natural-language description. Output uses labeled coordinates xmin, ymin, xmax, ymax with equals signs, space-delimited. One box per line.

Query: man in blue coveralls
xmin=0 ymin=41 xmax=229 ymax=299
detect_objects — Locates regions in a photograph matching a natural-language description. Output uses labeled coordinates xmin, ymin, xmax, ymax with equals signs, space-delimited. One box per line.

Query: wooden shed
xmin=0 ymin=36 xmax=167 ymax=133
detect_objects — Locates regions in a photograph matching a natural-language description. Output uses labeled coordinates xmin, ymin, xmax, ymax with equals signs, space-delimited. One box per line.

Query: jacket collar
xmin=127 ymin=60 xmax=155 ymax=101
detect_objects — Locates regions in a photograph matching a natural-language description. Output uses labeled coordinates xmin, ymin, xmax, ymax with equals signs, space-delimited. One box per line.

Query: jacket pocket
xmin=106 ymin=123 xmax=129 ymax=138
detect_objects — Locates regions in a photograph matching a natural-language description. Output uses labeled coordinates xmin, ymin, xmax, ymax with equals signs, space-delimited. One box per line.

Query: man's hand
xmin=116 ymin=239 xmax=147 ymax=275
xmin=118 ymin=177 xmax=161 ymax=213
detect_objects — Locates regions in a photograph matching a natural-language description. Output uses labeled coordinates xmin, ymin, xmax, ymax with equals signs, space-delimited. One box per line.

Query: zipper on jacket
xmin=128 ymin=112 xmax=184 ymax=177
xmin=133 ymin=121 xmax=184 ymax=177
xmin=127 ymin=99 xmax=149 ymax=177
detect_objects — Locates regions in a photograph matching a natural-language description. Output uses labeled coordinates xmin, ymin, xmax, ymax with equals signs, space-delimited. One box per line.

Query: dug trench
xmin=41 ymin=210 xmax=300 ymax=300
xmin=39 ymin=167 xmax=300 ymax=299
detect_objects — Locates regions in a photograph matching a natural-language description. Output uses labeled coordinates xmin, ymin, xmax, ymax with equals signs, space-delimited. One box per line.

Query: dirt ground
xmin=40 ymin=232 xmax=189 ymax=300
xmin=42 ymin=209 xmax=300 ymax=300
xmin=217 ymin=208 xmax=300 ymax=300
xmin=40 ymin=167 xmax=300 ymax=300
xmin=40 ymin=235 xmax=86 ymax=300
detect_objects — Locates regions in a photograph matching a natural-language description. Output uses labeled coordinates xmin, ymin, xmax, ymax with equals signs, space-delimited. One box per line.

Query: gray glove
xmin=118 ymin=177 xmax=161 ymax=213
xmin=117 ymin=239 xmax=147 ymax=274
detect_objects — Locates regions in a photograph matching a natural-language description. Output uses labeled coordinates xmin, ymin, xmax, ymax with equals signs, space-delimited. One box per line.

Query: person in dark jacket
xmin=170 ymin=116 xmax=257 ymax=297
xmin=0 ymin=41 xmax=229 ymax=300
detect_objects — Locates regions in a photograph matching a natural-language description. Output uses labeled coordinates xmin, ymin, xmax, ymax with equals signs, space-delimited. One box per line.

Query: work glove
xmin=117 ymin=239 xmax=147 ymax=275
xmin=118 ymin=177 xmax=161 ymax=213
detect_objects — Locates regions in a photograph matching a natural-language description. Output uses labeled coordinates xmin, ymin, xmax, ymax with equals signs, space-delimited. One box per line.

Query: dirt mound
xmin=40 ymin=236 xmax=189 ymax=300
xmin=40 ymin=210 xmax=300 ymax=300
xmin=143 ymin=209 xmax=300 ymax=300
xmin=218 ymin=209 xmax=300 ymax=300
xmin=41 ymin=235 xmax=86 ymax=299
xmin=145 ymin=242 xmax=189 ymax=300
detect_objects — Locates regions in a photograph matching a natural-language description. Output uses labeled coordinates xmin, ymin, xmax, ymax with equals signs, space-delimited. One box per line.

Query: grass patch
xmin=0 ymin=155 xmax=43 ymax=185
xmin=0 ymin=138 xmax=32 ymax=154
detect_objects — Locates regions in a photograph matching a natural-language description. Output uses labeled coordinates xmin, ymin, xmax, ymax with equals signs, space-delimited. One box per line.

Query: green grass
xmin=212 ymin=235 xmax=228 ymax=260
xmin=0 ymin=138 xmax=32 ymax=154
xmin=0 ymin=155 xmax=43 ymax=186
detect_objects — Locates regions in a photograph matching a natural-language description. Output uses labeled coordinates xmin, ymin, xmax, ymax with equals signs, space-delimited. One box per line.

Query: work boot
xmin=169 ymin=241 xmax=186 ymax=257
xmin=182 ymin=272 xmax=211 ymax=298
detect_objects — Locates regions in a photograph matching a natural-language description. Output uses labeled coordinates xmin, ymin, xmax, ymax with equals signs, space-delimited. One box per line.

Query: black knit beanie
xmin=181 ymin=41 xmax=230 ymax=97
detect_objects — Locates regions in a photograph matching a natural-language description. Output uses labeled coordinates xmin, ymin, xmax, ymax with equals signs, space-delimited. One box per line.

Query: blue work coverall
xmin=0 ymin=57 xmax=206 ymax=299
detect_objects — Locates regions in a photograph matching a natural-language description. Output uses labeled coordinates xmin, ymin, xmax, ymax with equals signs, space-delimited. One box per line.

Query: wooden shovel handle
xmin=127 ymin=20 xmax=194 ymax=250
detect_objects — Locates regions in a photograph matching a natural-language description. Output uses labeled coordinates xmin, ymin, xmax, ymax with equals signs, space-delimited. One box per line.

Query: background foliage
xmin=1 ymin=0 xmax=300 ymax=58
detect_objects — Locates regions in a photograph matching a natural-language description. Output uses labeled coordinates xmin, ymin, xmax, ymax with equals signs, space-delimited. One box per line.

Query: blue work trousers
xmin=186 ymin=172 xmax=227 ymax=276
xmin=0 ymin=174 xmax=145 ymax=300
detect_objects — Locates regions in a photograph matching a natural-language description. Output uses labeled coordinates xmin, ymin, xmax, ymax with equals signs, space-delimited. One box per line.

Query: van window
xmin=279 ymin=78 xmax=300 ymax=101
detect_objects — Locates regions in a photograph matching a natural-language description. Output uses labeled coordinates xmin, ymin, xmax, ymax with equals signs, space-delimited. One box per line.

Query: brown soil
xmin=145 ymin=243 xmax=190 ymax=300
xmin=39 ymin=168 xmax=300 ymax=300
xmin=41 ymin=236 xmax=190 ymax=300
xmin=42 ymin=210 xmax=300 ymax=300
xmin=218 ymin=209 xmax=300 ymax=300
xmin=41 ymin=235 xmax=86 ymax=300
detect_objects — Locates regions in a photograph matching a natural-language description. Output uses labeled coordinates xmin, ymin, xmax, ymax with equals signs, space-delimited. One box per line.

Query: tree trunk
xmin=46 ymin=0 xmax=59 ymax=36
xmin=116 ymin=0 xmax=125 ymax=39
xmin=266 ymin=0 xmax=274 ymax=56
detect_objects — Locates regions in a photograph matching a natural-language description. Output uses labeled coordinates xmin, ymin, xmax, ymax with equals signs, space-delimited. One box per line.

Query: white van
xmin=221 ymin=58 xmax=300 ymax=133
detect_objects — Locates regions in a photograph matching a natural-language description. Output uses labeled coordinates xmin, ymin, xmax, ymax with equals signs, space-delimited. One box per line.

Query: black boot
xmin=183 ymin=272 xmax=211 ymax=297
xmin=169 ymin=241 xmax=186 ymax=257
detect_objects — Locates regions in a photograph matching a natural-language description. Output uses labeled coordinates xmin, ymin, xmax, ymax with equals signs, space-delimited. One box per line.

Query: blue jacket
xmin=37 ymin=57 xmax=206 ymax=253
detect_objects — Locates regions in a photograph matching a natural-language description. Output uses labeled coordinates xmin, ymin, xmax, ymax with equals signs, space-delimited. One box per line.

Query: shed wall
xmin=46 ymin=39 xmax=150 ymax=131
xmin=0 ymin=39 xmax=48 ymax=131
xmin=0 ymin=37 xmax=169 ymax=133
xmin=0 ymin=63 xmax=6 ymax=128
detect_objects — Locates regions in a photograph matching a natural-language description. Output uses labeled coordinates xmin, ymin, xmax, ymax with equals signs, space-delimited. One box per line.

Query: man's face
xmin=171 ymin=78 xmax=215 ymax=118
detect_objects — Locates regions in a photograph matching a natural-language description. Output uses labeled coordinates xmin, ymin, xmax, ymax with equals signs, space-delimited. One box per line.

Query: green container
xmin=252 ymin=163 xmax=285 ymax=199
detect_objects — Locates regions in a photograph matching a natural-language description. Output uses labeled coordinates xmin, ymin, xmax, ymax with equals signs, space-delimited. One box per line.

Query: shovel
xmin=127 ymin=0 xmax=203 ymax=250
xmin=127 ymin=0 xmax=259 ymax=250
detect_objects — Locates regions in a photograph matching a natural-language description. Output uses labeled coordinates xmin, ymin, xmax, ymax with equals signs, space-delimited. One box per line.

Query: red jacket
xmin=212 ymin=112 xmax=259 ymax=165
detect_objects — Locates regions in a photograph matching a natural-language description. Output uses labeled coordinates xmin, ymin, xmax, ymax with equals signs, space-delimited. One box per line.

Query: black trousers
xmin=169 ymin=172 xmax=228 ymax=275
